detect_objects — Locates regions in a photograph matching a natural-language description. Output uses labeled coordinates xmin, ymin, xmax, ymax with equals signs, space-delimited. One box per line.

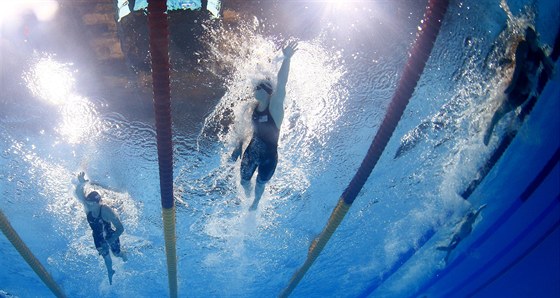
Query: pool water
xmin=1 ymin=0 xmax=559 ymax=297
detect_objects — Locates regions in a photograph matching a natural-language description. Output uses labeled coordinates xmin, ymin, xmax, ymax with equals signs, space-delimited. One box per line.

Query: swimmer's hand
xmin=282 ymin=41 xmax=298 ymax=59
xmin=230 ymin=142 xmax=243 ymax=162
xmin=77 ymin=172 xmax=88 ymax=184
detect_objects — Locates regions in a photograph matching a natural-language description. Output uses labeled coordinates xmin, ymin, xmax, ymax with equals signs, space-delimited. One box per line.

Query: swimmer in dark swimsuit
xmin=231 ymin=41 xmax=298 ymax=211
xmin=483 ymin=27 xmax=555 ymax=145
xmin=74 ymin=172 xmax=126 ymax=285
xmin=437 ymin=204 xmax=487 ymax=264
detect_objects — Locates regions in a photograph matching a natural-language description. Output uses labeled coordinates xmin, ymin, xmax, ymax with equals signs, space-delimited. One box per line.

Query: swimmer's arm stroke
xmin=74 ymin=172 xmax=88 ymax=203
xmin=274 ymin=44 xmax=295 ymax=102
xmin=270 ymin=41 xmax=298 ymax=124
xmin=230 ymin=103 xmax=253 ymax=162
xmin=102 ymin=206 xmax=124 ymax=244
xmin=230 ymin=140 xmax=243 ymax=161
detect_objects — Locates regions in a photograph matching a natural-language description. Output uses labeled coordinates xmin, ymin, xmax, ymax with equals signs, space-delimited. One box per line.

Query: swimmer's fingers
xmin=288 ymin=40 xmax=299 ymax=52
xmin=283 ymin=40 xmax=299 ymax=57
xmin=77 ymin=172 xmax=88 ymax=183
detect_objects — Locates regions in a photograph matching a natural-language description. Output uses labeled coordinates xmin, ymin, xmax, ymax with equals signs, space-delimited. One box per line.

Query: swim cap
xmin=256 ymin=80 xmax=273 ymax=95
xmin=86 ymin=191 xmax=101 ymax=203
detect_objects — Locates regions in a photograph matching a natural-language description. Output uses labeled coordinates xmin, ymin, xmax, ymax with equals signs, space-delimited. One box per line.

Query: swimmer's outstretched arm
xmin=274 ymin=41 xmax=298 ymax=103
xmin=268 ymin=41 xmax=298 ymax=127
xmin=74 ymin=172 xmax=88 ymax=203
xmin=76 ymin=171 xmax=125 ymax=194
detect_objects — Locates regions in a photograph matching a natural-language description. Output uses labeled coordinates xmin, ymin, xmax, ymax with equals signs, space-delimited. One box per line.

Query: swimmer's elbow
xmin=114 ymin=221 xmax=124 ymax=236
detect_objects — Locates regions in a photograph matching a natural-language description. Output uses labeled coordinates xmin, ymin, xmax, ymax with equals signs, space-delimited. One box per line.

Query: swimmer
xmin=483 ymin=27 xmax=554 ymax=145
xmin=231 ymin=41 xmax=298 ymax=211
xmin=437 ymin=204 xmax=487 ymax=263
xmin=74 ymin=172 xmax=127 ymax=284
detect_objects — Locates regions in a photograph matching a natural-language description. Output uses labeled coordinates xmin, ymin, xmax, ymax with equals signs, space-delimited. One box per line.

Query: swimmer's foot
xmin=244 ymin=188 xmax=251 ymax=198
xmin=108 ymin=269 xmax=115 ymax=285
xmin=249 ymin=197 xmax=261 ymax=211
xmin=483 ymin=130 xmax=491 ymax=146
xmin=117 ymin=251 xmax=128 ymax=262
xmin=241 ymin=181 xmax=251 ymax=198
xmin=249 ymin=202 xmax=258 ymax=211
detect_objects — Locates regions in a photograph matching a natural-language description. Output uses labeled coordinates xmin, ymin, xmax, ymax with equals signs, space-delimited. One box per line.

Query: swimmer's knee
xmin=240 ymin=168 xmax=253 ymax=182
xmin=110 ymin=242 xmax=121 ymax=255
xmin=256 ymin=177 xmax=269 ymax=185
xmin=97 ymin=246 xmax=109 ymax=257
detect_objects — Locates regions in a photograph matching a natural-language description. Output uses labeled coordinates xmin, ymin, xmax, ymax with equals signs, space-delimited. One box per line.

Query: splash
xmin=440 ymin=2 xmax=536 ymax=197
xmin=195 ymin=18 xmax=347 ymax=207
xmin=172 ymin=15 xmax=350 ymax=294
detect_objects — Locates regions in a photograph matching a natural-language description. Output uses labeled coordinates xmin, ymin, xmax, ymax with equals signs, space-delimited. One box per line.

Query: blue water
xmin=1 ymin=0 xmax=559 ymax=297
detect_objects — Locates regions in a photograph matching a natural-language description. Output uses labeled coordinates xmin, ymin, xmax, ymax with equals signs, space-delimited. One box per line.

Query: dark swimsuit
xmin=508 ymin=41 xmax=545 ymax=107
xmin=87 ymin=207 xmax=120 ymax=256
xmin=240 ymin=106 xmax=280 ymax=183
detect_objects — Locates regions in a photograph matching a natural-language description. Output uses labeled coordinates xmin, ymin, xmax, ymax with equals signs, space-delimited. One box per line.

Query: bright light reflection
xmin=318 ymin=0 xmax=383 ymax=34
xmin=323 ymin=0 xmax=370 ymax=13
xmin=0 ymin=0 xmax=59 ymax=23
xmin=25 ymin=56 xmax=76 ymax=106
xmin=25 ymin=55 xmax=102 ymax=144
xmin=57 ymin=95 xmax=100 ymax=144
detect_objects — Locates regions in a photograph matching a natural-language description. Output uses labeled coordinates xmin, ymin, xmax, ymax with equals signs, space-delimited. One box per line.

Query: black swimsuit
xmin=509 ymin=41 xmax=545 ymax=106
xmin=87 ymin=207 xmax=120 ymax=256
xmin=240 ymin=106 xmax=280 ymax=183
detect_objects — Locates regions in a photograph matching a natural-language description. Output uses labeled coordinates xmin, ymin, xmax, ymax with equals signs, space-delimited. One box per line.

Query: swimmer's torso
xmin=251 ymin=107 xmax=280 ymax=149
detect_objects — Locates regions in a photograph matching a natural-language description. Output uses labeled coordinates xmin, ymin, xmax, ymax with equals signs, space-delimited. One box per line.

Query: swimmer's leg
xmin=484 ymin=110 xmax=502 ymax=145
xmin=241 ymin=179 xmax=252 ymax=198
xmin=110 ymin=237 xmax=127 ymax=262
xmin=484 ymin=100 xmax=515 ymax=145
xmin=250 ymin=181 xmax=266 ymax=211
xmin=444 ymin=250 xmax=452 ymax=264
xmin=115 ymin=251 xmax=127 ymax=262
xmin=101 ymin=252 xmax=115 ymax=285
xmin=240 ymin=144 xmax=258 ymax=198
xmin=250 ymin=154 xmax=277 ymax=211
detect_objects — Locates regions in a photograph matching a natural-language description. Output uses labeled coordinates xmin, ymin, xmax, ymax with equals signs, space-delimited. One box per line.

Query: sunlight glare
xmin=0 ymin=0 xmax=59 ymax=23
xmin=319 ymin=0 xmax=380 ymax=30
xmin=0 ymin=2 xmax=20 ymax=24
xmin=326 ymin=0 xmax=344 ymax=8
xmin=24 ymin=54 xmax=102 ymax=144
xmin=25 ymin=56 xmax=76 ymax=106
xmin=57 ymin=95 xmax=100 ymax=144
xmin=34 ymin=0 xmax=59 ymax=21
xmin=324 ymin=0 xmax=370 ymax=11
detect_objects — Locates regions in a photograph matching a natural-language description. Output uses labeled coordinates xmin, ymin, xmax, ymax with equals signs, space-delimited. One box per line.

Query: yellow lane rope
xmin=0 ymin=209 xmax=66 ymax=298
